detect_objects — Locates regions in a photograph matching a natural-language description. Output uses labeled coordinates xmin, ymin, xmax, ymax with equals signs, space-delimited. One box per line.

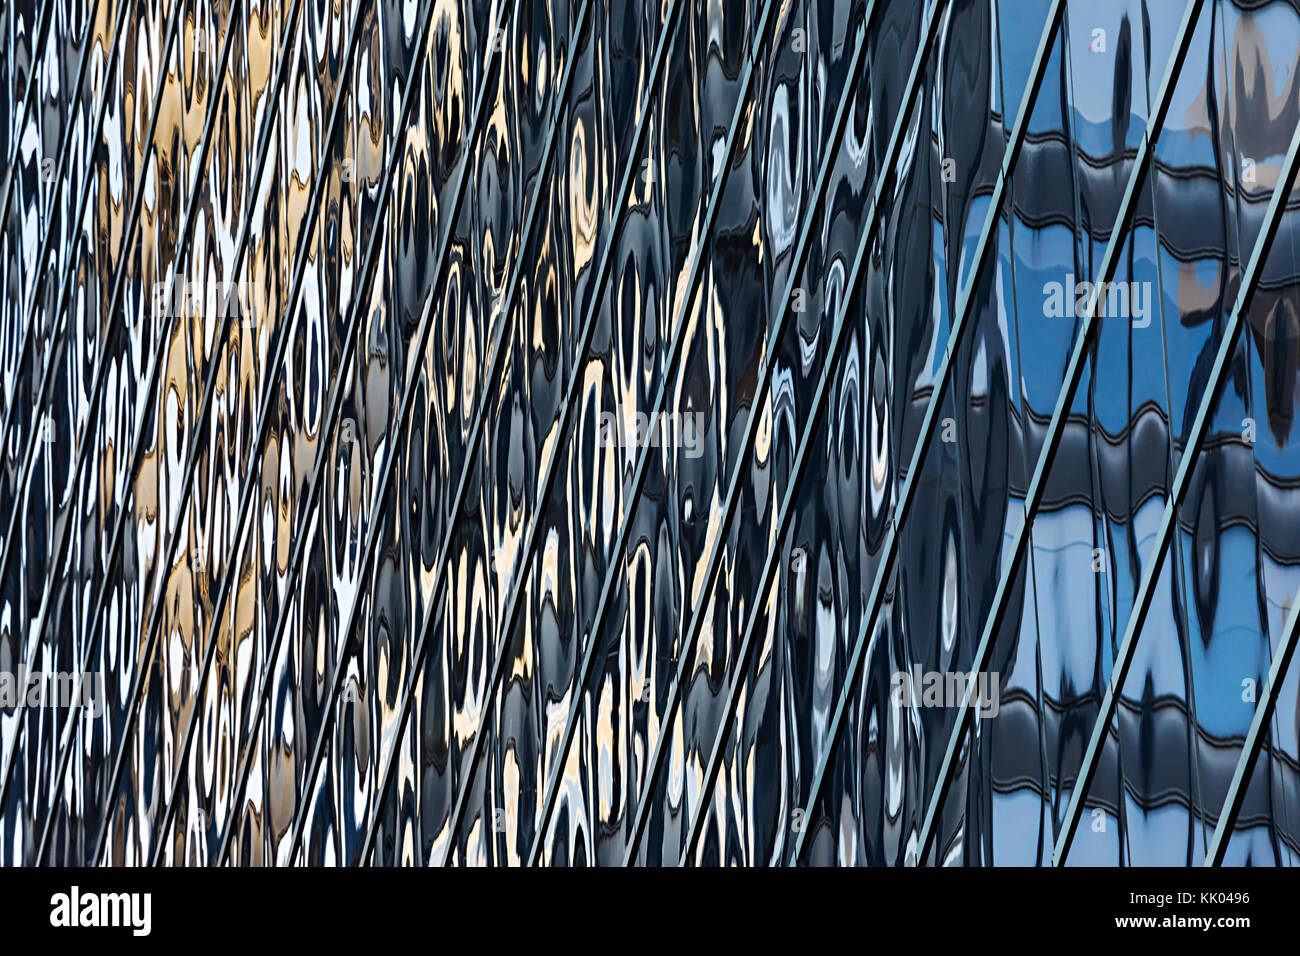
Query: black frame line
xmin=0 ymin=0 xmax=58 ymax=256
xmin=278 ymin=0 xmax=597 ymax=866
xmin=527 ymin=0 xmax=881 ymax=870
xmin=1052 ymin=104 xmax=1300 ymax=867
xmin=676 ymin=0 xmax=964 ymax=866
xmin=356 ymin=0 xmax=689 ymax=868
xmin=0 ymin=0 xmax=131 ymax=563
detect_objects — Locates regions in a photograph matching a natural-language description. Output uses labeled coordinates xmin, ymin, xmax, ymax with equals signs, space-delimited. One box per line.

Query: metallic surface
xmin=2 ymin=0 xmax=1299 ymax=866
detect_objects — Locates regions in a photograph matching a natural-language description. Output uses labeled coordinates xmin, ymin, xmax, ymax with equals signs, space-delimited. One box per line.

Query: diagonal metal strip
xmin=906 ymin=0 xmax=1207 ymax=867
xmin=678 ymin=0 xmax=968 ymax=867
xmin=26 ymin=0 xmax=349 ymax=863
xmin=0 ymin=0 xmax=125 ymax=799
xmin=526 ymin=0 xmax=880 ymax=870
xmin=901 ymin=0 xmax=1207 ymax=866
xmin=787 ymin=0 xmax=1121 ymax=868
xmin=0 ymin=0 xmax=66 ymax=267
xmin=1205 ymin=587 xmax=1300 ymax=866
xmin=280 ymin=0 xmax=598 ymax=866
xmin=75 ymin=0 xmax=454 ymax=865
xmin=436 ymin=0 xmax=780 ymax=868
xmin=1052 ymin=107 xmax=1300 ymax=867
xmin=0 ymin=0 xmax=129 ymax=525
xmin=78 ymin=0 xmax=321 ymax=866
xmin=0 ymin=0 xmax=246 ymax=832
xmin=207 ymin=0 xmax=519 ymax=867
xmin=0 ymin=0 xmax=191 ymax=860
xmin=0 ymin=0 xmax=57 ymax=239
xmin=148 ymin=0 xmax=520 ymax=866
xmin=0 ymin=0 xmax=123 ymax=431
xmin=22 ymin=0 xmax=307 ymax=863
xmin=357 ymin=0 xmax=688 ymax=867
xmin=431 ymin=0 xmax=783 ymax=868
xmin=28 ymin=0 xmax=248 ymax=864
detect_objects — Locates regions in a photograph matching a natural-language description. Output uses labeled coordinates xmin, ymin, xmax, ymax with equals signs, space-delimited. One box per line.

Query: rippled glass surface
xmin=1 ymin=0 xmax=1298 ymax=867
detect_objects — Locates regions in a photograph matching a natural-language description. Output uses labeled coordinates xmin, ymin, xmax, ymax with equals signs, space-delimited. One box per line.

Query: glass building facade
xmin=0 ymin=0 xmax=1298 ymax=866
